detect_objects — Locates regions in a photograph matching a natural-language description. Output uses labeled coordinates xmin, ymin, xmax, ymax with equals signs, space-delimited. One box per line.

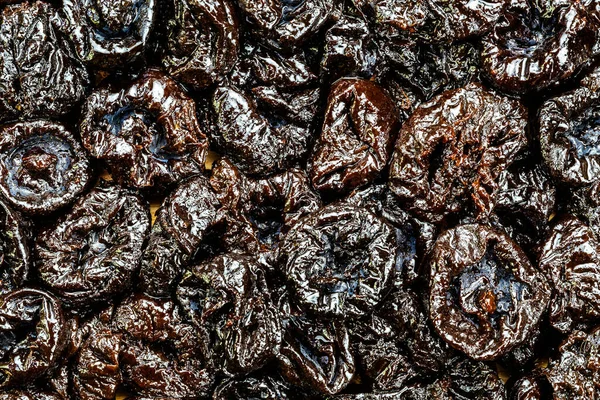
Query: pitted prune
xmin=63 ymin=0 xmax=156 ymax=69
xmin=35 ymin=182 xmax=150 ymax=308
xmin=539 ymin=215 xmax=600 ymax=333
xmin=0 ymin=289 xmax=66 ymax=388
xmin=0 ymin=1 xmax=89 ymax=121
xmin=482 ymin=0 xmax=597 ymax=94
xmin=281 ymin=203 xmax=396 ymax=318
xmin=114 ymin=293 xmax=214 ymax=398
xmin=309 ymin=78 xmax=400 ymax=194
xmin=176 ymin=253 xmax=281 ymax=375
xmin=161 ymin=0 xmax=239 ymax=90
xmin=0 ymin=201 xmax=29 ymax=295
xmin=80 ymin=69 xmax=208 ymax=190
xmin=0 ymin=121 xmax=91 ymax=215
xmin=429 ymin=224 xmax=550 ymax=360
xmin=389 ymin=83 xmax=527 ymax=224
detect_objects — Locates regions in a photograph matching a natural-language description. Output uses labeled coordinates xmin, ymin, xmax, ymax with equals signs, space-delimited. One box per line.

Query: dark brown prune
xmin=80 ymin=69 xmax=208 ymax=190
xmin=309 ymin=78 xmax=400 ymax=194
xmin=281 ymin=203 xmax=396 ymax=318
xmin=213 ymin=375 xmax=311 ymax=400
xmin=0 ymin=392 xmax=62 ymax=400
xmin=114 ymin=293 xmax=214 ymax=398
xmin=0 ymin=201 xmax=29 ymax=295
xmin=539 ymin=66 xmax=600 ymax=185
xmin=63 ymin=0 xmax=156 ymax=69
xmin=509 ymin=371 xmax=552 ymax=400
xmin=210 ymin=158 xmax=321 ymax=249
xmin=0 ymin=1 xmax=89 ymax=121
xmin=482 ymin=0 xmax=597 ymax=94
xmin=538 ymin=215 xmax=600 ymax=333
xmin=389 ymin=83 xmax=528 ymax=224
xmin=0 ymin=289 xmax=67 ymax=388
xmin=161 ymin=0 xmax=239 ymax=90
xmin=0 ymin=121 xmax=91 ymax=215
xmin=176 ymin=253 xmax=281 ymax=375
xmin=568 ymin=180 xmax=600 ymax=237
xmin=428 ymin=224 xmax=550 ymax=360
xmin=35 ymin=182 xmax=150 ymax=308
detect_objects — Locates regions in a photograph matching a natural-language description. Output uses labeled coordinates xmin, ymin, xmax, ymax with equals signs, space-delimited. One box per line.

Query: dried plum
xmin=0 ymin=201 xmax=29 ymax=294
xmin=213 ymin=375 xmax=308 ymax=399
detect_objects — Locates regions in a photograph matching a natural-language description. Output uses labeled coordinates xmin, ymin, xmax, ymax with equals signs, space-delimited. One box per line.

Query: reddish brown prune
xmin=308 ymin=78 xmax=400 ymax=194
xmin=35 ymin=182 xmax=150 ymax=308
xmin=389 ymin=83 xmax=528 ymax=224
xmin=0 ymin=201 xmax=29 ymax=295
xmin=428 ymin=224 xmax=550 ymax=360
xmin=0 ymin=121 xmax=91 ymax=215
xmin=0 ymin=1 xmax=89 ymax=121
xmin=0 ymin=289 xmax=67 ymax=388
xmin=80 ymin=69 xmax=208 ymax=190
xmin=482 ymin=0 xmax=597 ymax=94
xmin=63 ymin=0 xmax=156 ymax=69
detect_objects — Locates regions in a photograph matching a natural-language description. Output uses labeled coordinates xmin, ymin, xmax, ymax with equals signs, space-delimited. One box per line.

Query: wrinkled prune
xmin=0 ymin=201 xmax=29 ymax=294
xmin=0 ymin=1 xmax=89 ymax=121
xmin=213 ymin=375 xmax=308 ymax=400
xmin=482 ymin=0 xmax=597 ymax=94
xmin=429 ymin=224 xmax=550 ymax=360
xmin=162 ymin=0 xmax=239 ymax=90
xmin=80 ymin=69 xmax=208 ymax=190
xmin=539 ymin=215 xmax=600 ymax=333
xmin=0 ymin=289 xmax=66 ymax=388
xmin=568 ymin=180 xmax=600 ymax=237
xmin=281 ymin=203 xmax=396 ymax=318
xmin=309 ymin=78 xmax=400 ymax=194
xmin=0 ymin=121 xmax=91 ymax=215
xmin=389 ymin=83 xmax=527 ymax=224
xmin=0 ymin=392 xmax=62 ymax=400
xmin=63 ymin=0 xmax=156 ymax=69
xmin=35 ymin=182 xmax=150 ymax=308
xmin=509 ymin=370 xmax=552 ymax=400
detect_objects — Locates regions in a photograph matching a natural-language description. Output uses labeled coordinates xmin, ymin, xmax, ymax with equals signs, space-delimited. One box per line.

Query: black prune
xmin=80 ymin=69 xmax=208 ymax=190
xmin=0 ymin=1 xmax=89 ymax=121
xmin=509 ymin=370 xmax=552 ymax=400
xmin=0 ymin=121 xmax=91 ymax=215
xmin=0 ymin=201 xmax=29 ymax=295
xmin=0 ymin=289 xmax=67 ymax=388
xmin=428 ymin=224 xmax=550 ymax=360
xmin=567 ymin=180 xmax=600 ymax=237
xmin=0 ymin=392 xmax=62 ymax=400
xmin=213 ymin=375 xmax=310 ymax=400
xmin=389 ymin=83 xmax=528 ymax=224
xmin=309 ymin=78 xmax=400 ymax=194
xmin=35 ymin=182 xmax=150 ymax=308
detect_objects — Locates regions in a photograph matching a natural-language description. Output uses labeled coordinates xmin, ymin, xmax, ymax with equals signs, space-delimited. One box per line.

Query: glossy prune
xmin=0 ymin=121 xmax=91 ymax=215
xmin=428 ymin=224 xmax=550 ymax=360
xmin=80 ymin=69 xmax=208 ymax=190
xmin=0 ymin=201 xmax=29 ymax=294
xmin=0 ymin=392 xmax=62 ymax=400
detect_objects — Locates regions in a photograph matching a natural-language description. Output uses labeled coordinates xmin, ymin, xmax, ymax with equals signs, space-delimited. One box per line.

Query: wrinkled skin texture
xmin=114 ymin=294 xmax=214 ymax=398
xmin=80 ymin=69 xmax=208 ymax=190
xmin=281 ymin=203 xmax=396 ymax=318
xmin=568 ymin=180 xmax=600 ymax=238
xmin=162 ymin=0 xmax=239 ymax=89
xmin=0 ymin=392 xmax=62 ymax=400
xmin=35 ymin=183 xmax=150 ymax=308
xmin=176 ymin=254 xmax=281 ymax=375
xmin=0 ymin=1 xmax=89 ymax=121
xmin=539 ymin=216 xmax=600 ymax=333
xmin=539 ymin=65 xmax=600 ymax=185
xmin=482 ymin=0 xmax=597 ymax=94
xmin=389 ymin=83 xmax=527 ymax=224
xmin=212 ymin=375 xmax=308 ymax=399
xmin=63 ymin=0 xmax=156 ymax=68
xmin=0 ymin=289 xmax=66 ymax=388
xmin=309 ymin=78 xmax=400 ymax=194
xmin=0 ymin=201 xmax=29 ymax=294
xmin=429 ymin=224 xmax=550 ymax=360
xmin=509 ymin=371 xmax=552 ymax=400
xmin=0 ymin=121 xmax=91 ymax=215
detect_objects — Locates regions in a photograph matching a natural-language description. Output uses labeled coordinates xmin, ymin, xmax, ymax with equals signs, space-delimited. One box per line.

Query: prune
xmin=0 ymin=289 xmax=66 ymax=388
xmin=309 ymin=78 xmax=400 ymax=194
xmin=281 ymin=203 xmax=396 ymax=318
xmin=0 ymin=392 xmax=62 ymax=400
xmin=35 ymin=182 xmax=150 ymax=308
xmin=0 ymin=121 xmax=91 ymax=215
xmin=568 ymin=180 xmax=600 ymax=237
xmin=176 ymin=253 xmax=281 ymax=375
xmin=63 ymin=0 xmax=156 ymax=69
xmin=80 ymin=69 xmax=208 ymax=190
xmin=538 ymin=215 xmax=600 ymax=333
xmin=539 ymin=65 xmax=600 ymax=185
xmin=161 ymin=0 xmax=239 ymax=90
xmin=0 ymin=201 xmax=29 ymax=294
xmin=213 ymin=375 xmax=309 ymax=400
xmin=114 ymin=293 xmax=214 ymax=398
xmin=509 ymin=371 xmax=552 ymax=400
xmin=0 ymin=1 xmax=89 ymax=121
xmin=482 ymin=0 xmax=597 ymax=94
xmin=428 ymin=224 xmax=550 ymax=360
xmin=389 ymin=83 xmax=527 ymax=224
